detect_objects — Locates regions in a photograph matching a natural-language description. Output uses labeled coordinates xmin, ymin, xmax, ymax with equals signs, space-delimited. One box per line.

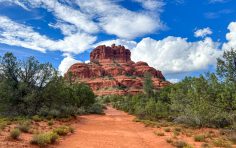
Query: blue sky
xmin=0 ymin=0 xmax=236 ymax=82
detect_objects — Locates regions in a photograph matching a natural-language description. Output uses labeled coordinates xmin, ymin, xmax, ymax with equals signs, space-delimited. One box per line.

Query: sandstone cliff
xmin=66 ymin=44 xmax=170 ymax=96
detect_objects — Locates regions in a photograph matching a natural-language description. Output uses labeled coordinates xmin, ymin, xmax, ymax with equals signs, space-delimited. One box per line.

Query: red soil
xmin=55 ymin=106 xmax=173 ymax=148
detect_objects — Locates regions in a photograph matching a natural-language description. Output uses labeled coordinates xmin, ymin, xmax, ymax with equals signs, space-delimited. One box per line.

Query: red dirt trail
xmin=55 ymin=106 xmax=172 ymax=148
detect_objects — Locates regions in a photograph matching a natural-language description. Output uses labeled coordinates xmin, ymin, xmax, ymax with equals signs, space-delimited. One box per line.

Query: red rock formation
xmin=66 ymin=44 xmax=170 ymax=96
xmin=90 ymin=44 xmax=131 ymax=63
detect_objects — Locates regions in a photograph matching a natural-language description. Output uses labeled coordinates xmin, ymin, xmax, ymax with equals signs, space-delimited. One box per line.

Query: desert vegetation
xmin=0 ymin=52 xmax=103 ymax=147
xmin=98 ymin=49 xmax=236 ymax=147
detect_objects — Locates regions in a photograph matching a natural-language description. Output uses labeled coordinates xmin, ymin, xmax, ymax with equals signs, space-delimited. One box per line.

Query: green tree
xmin=143 ymin=72 xmax=153 ymax=97
xmin=217 ymin=48 xmax=236 ymax=82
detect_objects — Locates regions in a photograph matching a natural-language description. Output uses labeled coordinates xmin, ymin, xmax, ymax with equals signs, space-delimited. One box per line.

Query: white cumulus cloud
xmin=133 ymin=0 xmax=165 ymax=11
xmin=223 ymin=22 xmax=236 ymax=51
xmin=58 ymin=54 xmax=81 ymax=75
xmin=76 ymin=0 xmax=164 ymax=39
xmin=131 ymin=37 xmax=222 ymax=73
xmin=97 ymin=36 xmax=222 ymax=74
xmin=0 ymin=16 xmax=96 ymax=54
xmin=167 ymin=78 xmax=180 ymax=83
xmin=94 ymin=39 xmax=137 ymax=50
xmin=3 ymin=0 xmax=164 ymax=39
xmin=194 ymin=27 xmax=213 ymax=38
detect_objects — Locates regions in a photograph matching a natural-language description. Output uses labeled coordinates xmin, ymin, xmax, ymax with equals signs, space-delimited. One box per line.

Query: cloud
xmin=76 ymin=0 xmax=164 ymax=39
xmin=4 ymin=0 xmax=164 ymax=39
xmin=21 ymin=0 xmax=99 ymax=34
xmin=194 ymin=27 xmax=213 ymax=38
xmin=132 ymin=0 xmax=165 ymax=11
xmin=167 ymin=78 xmax=180 ymax=83
xmin=131 ymin=37 xmax=222 ymax=74
xmin=204 ymin=9 xmax=234 ymax=19
xmin=208 ymin=0 xmax=230 ymax=4
xmin=94 ymin=39 xmax=137 ymax=50
xmin=222 ymin=22 xmax=236 ymax=50
xmin=0 ymin=16 xmax=96 ymax=54
xmin=98 ymin=36 xmax=222 ymax=74
xmin=58 ymin=53 xmax=81 ymax=75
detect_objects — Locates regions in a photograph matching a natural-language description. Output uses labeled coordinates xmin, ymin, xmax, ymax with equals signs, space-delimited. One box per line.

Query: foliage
xmin=143 ymin=72 xmax=154 ymax=97
xmin=194 ymin=134 xmax=206 ymax=142
xmin=10 ymin=128 xmax=21 ymax=139
xmin=17 ymin=121 xmax=31 ymax=133
xmin=98 ymin=50 xmax=236 ymax=129
xmin=31 ymin=132 xmax=59 ymax=147
xmin=217 ymin=48 xmax=236 ymax=82
xmin=53 ymin=126 xmax=73 ymax=136
xmin=0 ymin=52 xmax=97 ymax=118
xmin=213 ymin=138 xmax=232 ymax=147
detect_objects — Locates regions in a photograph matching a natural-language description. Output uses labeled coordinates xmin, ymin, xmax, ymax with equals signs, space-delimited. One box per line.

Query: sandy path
xmin=55 ymin=106 xmax=172 ymax=148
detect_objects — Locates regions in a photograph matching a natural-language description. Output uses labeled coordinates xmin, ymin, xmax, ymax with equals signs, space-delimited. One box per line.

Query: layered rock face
xmin=66 ymin=44 xmax=170 ymax=96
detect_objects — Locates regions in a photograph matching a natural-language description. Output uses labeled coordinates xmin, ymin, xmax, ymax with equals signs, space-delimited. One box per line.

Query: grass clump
xmin=173 ymin=130 xmax=180 ymax=136
xmin=213 ymin=138 xmax=232 ymax=147
xmin=174 ymin=127 xmax=182 ymax=132
xmin=164 ymin=128 xmax=171 ymax=132
xmin=32 ymin=115 xmax=42 ymax=122
xmin=194 ymin=134 xmax=206 ymax=142
xmin=0 ymin=122 xmax=7 ymax=130
xmin=166 ymin=138 xmax=173 ymax=143
xmin=10 ymin=128 xmax=21 ymax=140
xmin=53 ymin=126 xmax=73 ymax=136
xmin=31 ymin=132 xmax=59 ymax=147
xmin=17 ymin=121 xmax=30 ymax=133
xmin=228 ymin=134 xmax=236 ymax=144
xmin=201 ymin=143 xmax=210 ymax=148
xmin=154 ymin=131 xmax=165 ymax=136
xmin=47 ymin=120 xmax=54 ymax=126
xmin=172 ymin=140 xmax=187 ymax=148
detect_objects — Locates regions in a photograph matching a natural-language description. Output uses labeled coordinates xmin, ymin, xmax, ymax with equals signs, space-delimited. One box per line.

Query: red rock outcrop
xmin=66 ymin=44 xmax=170 ymax=96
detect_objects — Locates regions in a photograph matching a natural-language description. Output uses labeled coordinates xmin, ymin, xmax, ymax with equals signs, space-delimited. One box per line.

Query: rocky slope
xmin=66 ymin=44 xmax=170 ymax=96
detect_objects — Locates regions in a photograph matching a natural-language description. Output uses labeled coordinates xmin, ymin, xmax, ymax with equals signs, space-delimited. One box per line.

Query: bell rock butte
xmin=66 ymin=44 xmax=170 ymax=96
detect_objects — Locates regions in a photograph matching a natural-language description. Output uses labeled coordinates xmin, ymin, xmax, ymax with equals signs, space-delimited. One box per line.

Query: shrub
xmin=228 ymin=134 xmax=236 ymax=144
xmin=154 ymin=131 xmax=165 ymax=136
xmin=17 ymin=122 xmax=30 ymax=133
xmin=201 ymin=143 xmax=210 ymax=148
xmin=10 ymin=128 xmax=21 ymax=140
xmin=164 ymin=128 xmax=171 ymax=132
xmin=47 ymin=120 xmax=54 ymax=126
xmin=213 ymin=138 xmax=232 ymax=147
xmin=87 ymin=103 xmax=104 ymax=114
xmin=172 ymin=140 xmax=187 ymax=148
xmin=53 ymin=126 xmax=72 ymax=136
xmin=32 ymin=115 xmax=42 ymax=122
xmin=0 ymin=122 xmax=7 ymax=130
xmin=174 ymin=127 xmax=182 ymax=132
xmin=173 ymin=131 xmax=180 ymax=136
xmin=31 ymin=132 xmax=59 ymax=146
xmin=194 ymin=134 xmax=206 ymax=142
xmin=166 ymin=138 xmax=173 ymax=143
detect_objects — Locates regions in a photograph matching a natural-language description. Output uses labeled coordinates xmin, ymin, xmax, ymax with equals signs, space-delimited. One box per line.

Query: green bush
xmin=10 ymin=128 xmax=21 ymax=139
xmin=53 ymin=126 xmax=73 ymax=136
xmin=154 ymin=131 xmax=165 ymax=136
xmin=47 ymin=120 xmax=54 ymax=126
xmin=228 ymin=134 xmax=236 ymax=144
xmin=172 ymin=140 xmax=187 ymax=148
xmin=32 ymin=115 xmax=42 ymax=122
xmin=0 ymin=52 xmax=96 ymax=118
xmin=213 ymin=138 xmax=232 ymax=147
xmin=31 ymin=132 xmax=59 ymax=147
xmin=17 ymin=121 xmax=31 ymax=133
xmin=164 ymin=128 xmax=171 ymax=132
xmin=87 ymin=103 xmax=104 ymax=114
xmin=194 ymin=134 xmax=206 ymax=142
